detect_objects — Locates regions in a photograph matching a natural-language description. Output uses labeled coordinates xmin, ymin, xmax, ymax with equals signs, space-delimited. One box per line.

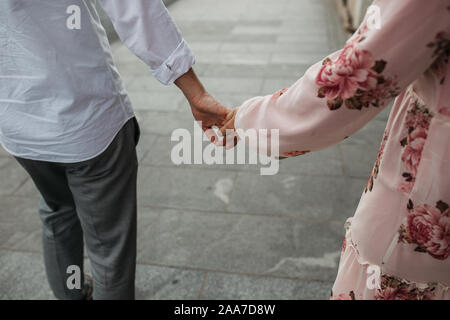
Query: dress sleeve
xmin=234 ymin=0 xmax=450 ymax=157
xmin=98 ymin=0 xmax=195 ymax=85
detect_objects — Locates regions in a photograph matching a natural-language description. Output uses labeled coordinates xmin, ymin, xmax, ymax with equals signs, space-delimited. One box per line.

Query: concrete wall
xmin=96 ymin=0 xmax=178 ymax=43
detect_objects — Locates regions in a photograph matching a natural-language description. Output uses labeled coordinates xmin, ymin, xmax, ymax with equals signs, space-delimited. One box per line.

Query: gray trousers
xmin=15 ymin=118 xmax=140 ymax=300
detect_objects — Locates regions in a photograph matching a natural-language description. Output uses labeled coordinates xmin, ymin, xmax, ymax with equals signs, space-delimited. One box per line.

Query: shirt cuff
xmin=151 ymin=39 xmax=195 ymax=86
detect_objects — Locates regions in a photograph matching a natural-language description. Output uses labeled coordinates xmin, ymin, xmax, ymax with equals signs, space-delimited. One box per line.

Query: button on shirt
xmin=0 ymin=0 xmax=195 ymax=162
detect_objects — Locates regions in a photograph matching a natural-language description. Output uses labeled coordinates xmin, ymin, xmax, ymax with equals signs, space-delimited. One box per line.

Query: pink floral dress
xmin=234 ymin=0 xmax=450 ymax=300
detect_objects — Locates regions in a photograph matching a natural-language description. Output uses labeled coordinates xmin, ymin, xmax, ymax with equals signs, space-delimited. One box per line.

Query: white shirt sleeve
xmin=98 ymin=0 xmax=195 ymax=85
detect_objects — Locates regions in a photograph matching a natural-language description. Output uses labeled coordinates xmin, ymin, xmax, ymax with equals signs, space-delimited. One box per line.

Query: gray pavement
xmin=0 ymin=0 xmax=391 ymax=299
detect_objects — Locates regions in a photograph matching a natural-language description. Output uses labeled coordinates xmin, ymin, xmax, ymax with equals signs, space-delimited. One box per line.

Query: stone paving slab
xmin=137 ymin=166 xmax=238 ymax=212
xmin=136 ymin=207 xmax=343 ymax=282
xmin=0 ymin=197 xmax=41 ymax=252
xmin=0 ymin=145 xmax=10 ymax=158
xmin=0 ymin=251 xmax=54 ymax=300
xmin=0 ymin=158 xmax=29 ymax=197
xmin=201 ymin=63 xmax=310 ymax=78
xmin=228 ymin=172 xmax=365 ymax=221
xmin=200 ymin=273 xmax=331 ymax=300
xmin=0 ymin=250 xmax=206 ymax=300
xmin=134 ymin=264 xmax=205 ymax=300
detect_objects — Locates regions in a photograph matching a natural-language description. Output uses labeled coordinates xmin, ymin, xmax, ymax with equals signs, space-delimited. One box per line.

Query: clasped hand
xmin=175 ymin=68 xmax=239 ymax=148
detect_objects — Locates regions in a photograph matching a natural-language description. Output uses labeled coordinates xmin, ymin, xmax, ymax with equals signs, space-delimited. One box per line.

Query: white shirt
xmin=0 ymin=0 xmax=194 ymax=162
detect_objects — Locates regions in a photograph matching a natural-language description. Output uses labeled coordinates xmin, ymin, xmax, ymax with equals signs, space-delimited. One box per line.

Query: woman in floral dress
xmin=222 ymin=0 xmax=450 ymax=299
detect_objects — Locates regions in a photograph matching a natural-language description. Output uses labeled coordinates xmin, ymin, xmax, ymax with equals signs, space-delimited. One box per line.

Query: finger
xmin=224 ymin=108 xmax=237 ymax=122
xmin=204 ymin=126 xmax=219 ymax=143
xmin=225 ymin=130 xmax=239 ymax=149
xmin=219 ymin=116 xmax=235 ymax=137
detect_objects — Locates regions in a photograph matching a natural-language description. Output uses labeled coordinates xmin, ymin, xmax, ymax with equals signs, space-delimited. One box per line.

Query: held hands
xmin=175 ymin=68 xmax=239 ymax=147
xmin=191 ymin=93 xmax=240 ymax=148
xmin=188 ymin=91 xmax=229 ymax=142
xmin=218 ymin=107 xmax=239 ymax=149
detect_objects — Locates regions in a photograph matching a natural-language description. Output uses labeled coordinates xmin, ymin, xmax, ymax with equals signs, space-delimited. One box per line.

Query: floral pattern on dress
xmin=365 ymin=130 xmax=388 ymax=193
xmin=427 ymin=31 xmax=449 ymax=85
xmin=331 ymin=274 xmax=438 ymax=300
xmin=397 ymin=98 xmax=433 ymax=194
xmin=398 ymin=199 xmax=450 ymax=260
xmin=374 ymin=274 xmax=436 ymax=300
xmin=316 ymin=33 xmax=400 ymax=111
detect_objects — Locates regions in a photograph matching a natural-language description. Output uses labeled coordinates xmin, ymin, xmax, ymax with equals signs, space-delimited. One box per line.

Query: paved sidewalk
xmin=0 ymin=0 xmax=391 ymax=299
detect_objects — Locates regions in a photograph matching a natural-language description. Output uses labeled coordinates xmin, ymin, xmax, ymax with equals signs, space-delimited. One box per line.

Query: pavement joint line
xmin=197 ymin=272 xmax=209 ymax=299
xmin=0 ymin=247 xmax=335 ymax=285
xmin=5 ymin=151 xmax=357 ymax=179
xmin=137 ymin=203 xmax=349 ymax=225
xmin=0 ymin=194 xmax=349 ymax=224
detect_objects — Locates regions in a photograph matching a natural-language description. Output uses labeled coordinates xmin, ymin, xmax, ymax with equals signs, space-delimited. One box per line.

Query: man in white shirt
xmin=0 ymin=0 xmax=229 ymax=299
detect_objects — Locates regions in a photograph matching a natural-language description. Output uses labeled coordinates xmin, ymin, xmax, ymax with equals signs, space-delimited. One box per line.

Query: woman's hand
xmin=218 ymin=107 xmax=239 ymax=149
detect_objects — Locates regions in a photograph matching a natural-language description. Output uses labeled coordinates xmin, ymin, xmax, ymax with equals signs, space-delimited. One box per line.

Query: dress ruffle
xmin=331 ymin=218 xmax=449 ymax=300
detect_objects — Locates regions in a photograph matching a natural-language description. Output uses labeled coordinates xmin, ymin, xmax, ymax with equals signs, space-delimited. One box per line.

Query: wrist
xmin=174 ymin=68 xmax=206 ymax=104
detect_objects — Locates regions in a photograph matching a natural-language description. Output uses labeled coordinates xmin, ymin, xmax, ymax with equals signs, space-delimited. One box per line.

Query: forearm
xmin=174 ymin=68 xmax=205 ymax=104
xmin=234 ymin=0 xmax=449 ymax=157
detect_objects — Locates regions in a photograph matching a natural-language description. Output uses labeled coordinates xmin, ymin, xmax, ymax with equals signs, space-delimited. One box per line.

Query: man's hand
xmin=189 ymin=91 xmax=229 ymax=139
xmin=175 ymin=68 xmax=229 ymax=142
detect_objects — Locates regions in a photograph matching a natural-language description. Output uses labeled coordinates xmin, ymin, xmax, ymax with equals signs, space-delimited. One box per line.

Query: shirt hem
xmin=2 ymin=115 xmax=136 ymax=164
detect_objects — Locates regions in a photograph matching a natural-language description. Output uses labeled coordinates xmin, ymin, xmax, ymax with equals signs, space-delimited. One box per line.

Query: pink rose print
xmin=316 ymin=44 xmax=377 ymax=100
xmin=400 ymin=128 xmax=426 ymax=177
xmin=374 ymin=274 xmax=435 ymax=300
xmin=399 ymin=199 xmax=450 ymax=260
xmin=375 ymin=286 xmax=411 ymax=300
xmin=397 ymin=99 xmax=433 ymax=193
xmin=316 ymin=35 xmax=400 ymax=111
